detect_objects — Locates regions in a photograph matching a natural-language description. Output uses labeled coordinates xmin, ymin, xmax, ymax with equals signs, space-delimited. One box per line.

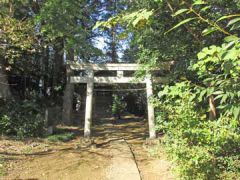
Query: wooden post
xmin=146 ymin=75 xmax=156 ymax=139
xmin=84 ymin=70 xmax=94 ymax=138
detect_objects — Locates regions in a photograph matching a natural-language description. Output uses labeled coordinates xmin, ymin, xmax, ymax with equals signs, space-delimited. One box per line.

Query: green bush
xmin=0 ymin=100 xmax=45 ymax=138
xmin=47 ymin=133 xmax=75 ymax=142
xmin=112 ymin=94 xmax=126 ymax=118
xmin=155 ymin=82 xmax=240 ymax=180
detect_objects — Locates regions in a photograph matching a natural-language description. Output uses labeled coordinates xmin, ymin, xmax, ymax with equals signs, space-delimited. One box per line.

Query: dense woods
xmin=0 ymin=0 xmax=240 ymax=179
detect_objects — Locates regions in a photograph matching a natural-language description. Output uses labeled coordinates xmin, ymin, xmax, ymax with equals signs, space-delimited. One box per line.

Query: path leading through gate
xmin=69 ymin=62 xmax=171 ymax=139
xmin=3 ymin=115 xmax=175 ymax=180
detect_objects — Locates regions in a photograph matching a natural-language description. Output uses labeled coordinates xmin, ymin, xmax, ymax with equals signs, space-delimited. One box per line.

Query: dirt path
xmin=106 ymin=139 xmax=141 ymax=180
xmin=1 ymin=115 xmax=175 ymax=180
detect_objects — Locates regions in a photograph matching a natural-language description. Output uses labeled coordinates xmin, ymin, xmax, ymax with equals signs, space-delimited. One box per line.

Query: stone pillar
xmin=146 ymin=75 xmax=156 ymax=139
xmin=117 ymin=70 xmax=124 ymax=78
xmin=84 ymin=70 xmax=94 ymax=138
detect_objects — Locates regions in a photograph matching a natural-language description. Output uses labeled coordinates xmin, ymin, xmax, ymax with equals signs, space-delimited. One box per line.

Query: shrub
xmin=0 ymin=100 xmax=45 ymax=138
xmin=47 ymin=133 xmax=75 ymax=142
xmin=111 ymin=94 xmax=126 ymax=118
xmin=155 ymin=82 xmax=240 ymax=179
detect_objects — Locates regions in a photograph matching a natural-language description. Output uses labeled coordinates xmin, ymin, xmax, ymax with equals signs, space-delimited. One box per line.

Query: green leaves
xmin=202 ymin=27 xmax=216 ymax=36
xmin=132 ymin=9 xmax=153 ymax=28
xmin=216 ymin=14 xmax=240 ymax=22
xmin=233 ymin=106 xmax=240 ymax=120
xmin=193 ymin=39 xmax=240 ymax=121
xmin=156 ymin=79 xmax=240 ymax=179
xmin=216 ymin=14 xmax=240 ymax=32
xmin=0 ymin=14 xmax=37 ymax=62
xmin=192 ymin=0 xmax=207 ymax=6
xmin=224 ymin=35 xmax=239 ymax=42
xmin=227 ymin=17 xmax=240 ymax=27
xmin=94 ymin=9 xmax=153 ymax=30
xmin=173 ymin=9 xmax=189 ymax=17
xmin=165 ymin=18 xmax=197 ymax=34
xmin=111 ymin=94 xmax=126 ymax=116
xmin=0 ymin=100 xmax=45 ymax=138
xmin=134 ymin=1 xmax=240 ymax=179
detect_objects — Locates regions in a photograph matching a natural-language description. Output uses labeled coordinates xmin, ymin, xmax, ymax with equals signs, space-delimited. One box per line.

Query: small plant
xmin=22 ymin=146 xmax=34 ymax=154
xmin=147 ymin=144 xmax=164 ymax=158
xmin=112 ymin=94 xmax=126 ymax=119
xmin=47 ymin=133 xmax=75 ymax=142
xmin=0 ymin=156 xmax=5 ymax=177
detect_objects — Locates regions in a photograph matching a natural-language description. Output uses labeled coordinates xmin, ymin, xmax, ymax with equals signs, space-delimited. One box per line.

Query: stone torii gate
xmin=69 ymin=63 xmax=170 ymax=139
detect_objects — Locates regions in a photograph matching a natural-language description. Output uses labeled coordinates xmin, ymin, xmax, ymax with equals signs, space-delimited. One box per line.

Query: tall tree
xmin=62 ymin=49 xmax=74 ymax=125
xmin=95 ymin=0 xmax=128 ymax=63
xmin=38 ymin=0 xmax=103 ymax=124
xmin=0 ymin=0 xmax=38 ymax=99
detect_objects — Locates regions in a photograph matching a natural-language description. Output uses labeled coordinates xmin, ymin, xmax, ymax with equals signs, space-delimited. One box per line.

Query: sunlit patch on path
xmin=2 ymin=115 xmax=174 ymax=180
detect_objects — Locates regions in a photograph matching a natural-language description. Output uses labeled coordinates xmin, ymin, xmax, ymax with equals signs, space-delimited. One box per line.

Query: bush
xmin=47 ymin=133 xmax=75 ymax=142
xmin=112 ymin=94 xmax=126 ymax=118
xmin=155 ymin=82 xmax=240 ymax=179
xmin=0 ymin=100 xmax=45 ymax=138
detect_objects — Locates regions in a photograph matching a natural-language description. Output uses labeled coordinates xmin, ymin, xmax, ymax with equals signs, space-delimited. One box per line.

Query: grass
xmin=0 ymin=156 xmax=5 ymax=177
xmin=47 ymin=132 xmax=75 ymax=142
xmin=22 ymin=146 xmax=34 ymax=154
xmin=148 ymin=145 xmax=164 ymax=158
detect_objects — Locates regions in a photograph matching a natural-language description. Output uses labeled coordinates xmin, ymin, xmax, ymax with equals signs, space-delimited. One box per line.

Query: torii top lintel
xmin=69 ymin=62 xmax=172 ymax=71
xmin=69 ymin=62 xmax=172 ymax=84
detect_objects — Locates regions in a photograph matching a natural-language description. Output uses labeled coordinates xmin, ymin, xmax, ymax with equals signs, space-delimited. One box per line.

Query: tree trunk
xmin=209 ymin=95 xmax=217 ymax=120
xmin=0 ymin=61 xmax=12 ymax=100
xmin=62 ymin=49 xmax=74 ymax=125
xmin=109 ymin=7 xmax=119 ymax=64
xmin=52 ymin=38 xmax=64 ymax=87
xmin=110 ymin=0 xmax=118 ymax=63
xmin=110 ymin=25 xmax=118 ymax=63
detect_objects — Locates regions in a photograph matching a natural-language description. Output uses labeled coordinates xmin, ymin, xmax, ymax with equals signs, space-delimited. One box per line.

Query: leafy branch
xmin=166 ymin=0 xmax=240 ymax=37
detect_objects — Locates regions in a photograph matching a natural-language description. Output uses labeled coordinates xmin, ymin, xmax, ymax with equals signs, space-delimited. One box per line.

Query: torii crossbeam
xmin=69 ymin=62 xmax=170 ymax=139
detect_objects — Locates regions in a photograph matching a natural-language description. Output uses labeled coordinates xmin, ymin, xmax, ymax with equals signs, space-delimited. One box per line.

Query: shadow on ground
xmin=1 ymin=114 xmax=175 ymax=180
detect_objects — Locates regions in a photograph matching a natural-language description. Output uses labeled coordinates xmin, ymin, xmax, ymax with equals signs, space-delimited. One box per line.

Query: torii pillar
xmin=68 ymin=63 xmax=168 ymax=139
xmin=84 ymin=70 xmax=94 ymax=138
xmin=146 ymin=75 xmax=156 ymax=139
